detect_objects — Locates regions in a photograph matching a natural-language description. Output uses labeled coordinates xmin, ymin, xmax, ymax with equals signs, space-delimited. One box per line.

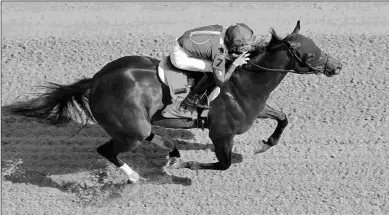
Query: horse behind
xmin=9 ymin=21 xmax=342 ymax=183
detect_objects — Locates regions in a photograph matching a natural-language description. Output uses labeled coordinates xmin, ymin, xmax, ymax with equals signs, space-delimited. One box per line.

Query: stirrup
xmin=182 ymin=94 xmax=201 ymax=107
xmin=181 ymin=93 xmax=209 ymax=109
xmin=162 ymin=97 xmax=198 ymax=119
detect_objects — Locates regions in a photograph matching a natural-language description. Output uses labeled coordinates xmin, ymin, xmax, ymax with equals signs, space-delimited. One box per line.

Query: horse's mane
xmin=229 ymin=28 xmax=285 ymax=79
xmin=250 ymin=28 xmax=283 ymax=55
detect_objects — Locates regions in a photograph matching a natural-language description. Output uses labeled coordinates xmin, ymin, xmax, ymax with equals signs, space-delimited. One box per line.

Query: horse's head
xmin=249 ymin=21 xmax=342 ymax=77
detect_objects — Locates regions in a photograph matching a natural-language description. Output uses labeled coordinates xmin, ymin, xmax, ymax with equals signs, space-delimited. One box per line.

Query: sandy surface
xmin=2 ymin=2 xmax=389 ymax=215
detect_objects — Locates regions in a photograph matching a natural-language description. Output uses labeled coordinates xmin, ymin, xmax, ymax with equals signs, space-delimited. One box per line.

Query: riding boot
xmin=162 ymin=74 xmax=214 ymax=119
xmin=180 ymin=74 xmax=215 ymax=109
xmin=162 ymin=94 xmax=198 ymax=119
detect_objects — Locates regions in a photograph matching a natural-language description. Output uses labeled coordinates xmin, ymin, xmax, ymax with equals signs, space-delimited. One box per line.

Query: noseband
xmin=247 ymin=42 xmax=329 ymax=75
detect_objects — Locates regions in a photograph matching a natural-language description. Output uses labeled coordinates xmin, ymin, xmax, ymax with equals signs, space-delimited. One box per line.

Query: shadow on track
xmin=1 ymin=109 xmax=243 ymax=203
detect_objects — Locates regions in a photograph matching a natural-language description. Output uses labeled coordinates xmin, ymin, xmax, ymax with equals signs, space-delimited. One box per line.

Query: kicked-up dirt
xmin=1 ymin=2 xmax=389 ymax=215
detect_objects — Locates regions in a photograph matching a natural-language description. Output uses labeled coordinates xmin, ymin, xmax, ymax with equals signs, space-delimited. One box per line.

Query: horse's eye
xmin=306 ymin=53 xmax=315 ymax=61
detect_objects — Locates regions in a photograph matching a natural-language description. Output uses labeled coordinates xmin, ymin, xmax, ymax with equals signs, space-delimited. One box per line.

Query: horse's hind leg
xmin=145 ymin=133 xmax=181 ymax=159
xmin=97 ymin=131 xmax=181 ymax=183
xmin=255 ymin=103 xmax=288 ymax=154
xmin=97 ymin=138 xmax=143 ymax=183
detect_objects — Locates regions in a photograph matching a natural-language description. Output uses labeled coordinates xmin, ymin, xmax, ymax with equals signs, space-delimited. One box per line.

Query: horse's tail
xmin=9 ymin=78 xmax=95 ymax=126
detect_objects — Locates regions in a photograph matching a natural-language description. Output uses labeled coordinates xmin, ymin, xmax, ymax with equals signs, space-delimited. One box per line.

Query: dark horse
xmin=9 ymin=21 xmax=342 ymax=183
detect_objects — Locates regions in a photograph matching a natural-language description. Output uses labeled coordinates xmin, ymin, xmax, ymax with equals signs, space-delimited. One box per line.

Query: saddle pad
xmin=158 ymin=57 xmax=190 ymax=99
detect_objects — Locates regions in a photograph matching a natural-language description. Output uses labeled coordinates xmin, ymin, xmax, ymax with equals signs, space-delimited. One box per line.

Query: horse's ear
xmin=292 ymin=20 xmax=300 ymax=34
xmin=263 ymin=33 xmax=272 ymax=43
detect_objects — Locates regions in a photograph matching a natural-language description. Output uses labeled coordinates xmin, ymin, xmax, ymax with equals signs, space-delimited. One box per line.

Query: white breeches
xmin=169 ymin=39 xmax=213 ymax=73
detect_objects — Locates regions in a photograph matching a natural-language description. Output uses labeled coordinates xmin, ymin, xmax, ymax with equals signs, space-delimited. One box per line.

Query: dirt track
xmin=1 ymin=2 xmax=389 ymax=215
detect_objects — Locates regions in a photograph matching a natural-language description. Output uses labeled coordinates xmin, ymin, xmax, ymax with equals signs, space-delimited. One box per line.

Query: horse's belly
xmin=237 ymin=120 xmax=256 ymax=135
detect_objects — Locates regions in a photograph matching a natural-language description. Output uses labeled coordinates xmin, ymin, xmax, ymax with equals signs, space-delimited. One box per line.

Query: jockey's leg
xmin=162 ymin=39 xmax=215 ymax=118
xmin=180 ymin=73 xmax=215 ymax=109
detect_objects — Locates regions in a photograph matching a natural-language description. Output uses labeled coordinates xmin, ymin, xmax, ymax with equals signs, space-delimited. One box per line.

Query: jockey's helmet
xmin=224 ymin=23 xmax=256 ymax=54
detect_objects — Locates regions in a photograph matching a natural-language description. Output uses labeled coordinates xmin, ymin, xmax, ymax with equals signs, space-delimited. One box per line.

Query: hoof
xmin=254 ymin=141 xmax=272 ymax=154
xmin=186 ymin=161 xmax=201 ymax=170
xmin=127 ymin=171 xmax=140 ymax=184
xmin=166 ymin=157 xmax=183 ymax=169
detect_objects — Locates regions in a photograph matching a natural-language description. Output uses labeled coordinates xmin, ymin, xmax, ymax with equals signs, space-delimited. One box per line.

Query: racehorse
xmin=9 ymin=21 xmax=342 ymax=183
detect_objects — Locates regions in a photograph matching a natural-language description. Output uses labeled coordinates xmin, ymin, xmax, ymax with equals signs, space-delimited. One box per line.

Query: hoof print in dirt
xmin=79 ymin=180 xmax=95 ymax=190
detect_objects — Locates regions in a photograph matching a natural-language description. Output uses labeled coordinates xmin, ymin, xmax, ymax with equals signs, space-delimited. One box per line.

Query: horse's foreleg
xmin=255 ymin=103 xmax=288 ymax=154
xmin=168 ymin=136 xmax=234 ymax=171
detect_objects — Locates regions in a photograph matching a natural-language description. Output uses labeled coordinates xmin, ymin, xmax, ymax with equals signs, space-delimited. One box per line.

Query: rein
xmin=248 ymin=59 xmax=294 ymax=74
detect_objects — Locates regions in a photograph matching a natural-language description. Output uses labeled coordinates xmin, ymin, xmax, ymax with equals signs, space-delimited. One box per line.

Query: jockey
xmin=165 ymin=23 xmax=257 ymax=118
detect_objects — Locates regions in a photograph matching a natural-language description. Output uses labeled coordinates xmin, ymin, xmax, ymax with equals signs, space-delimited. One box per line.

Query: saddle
xmin=157 ymin=56 xmax=220 ymax=121
xmin=158 ymin=56 xmax=195 ymax=100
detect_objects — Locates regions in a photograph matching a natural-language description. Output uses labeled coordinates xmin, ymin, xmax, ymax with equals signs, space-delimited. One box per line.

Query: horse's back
xmin=93 ymin=55 xmax=159 ymax=79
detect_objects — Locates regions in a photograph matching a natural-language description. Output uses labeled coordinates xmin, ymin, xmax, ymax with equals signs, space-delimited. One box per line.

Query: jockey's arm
xmin=212 ymin=64 xmax=237 ymax=87
xmin=211 ymin=52 xmax=238 ymax=87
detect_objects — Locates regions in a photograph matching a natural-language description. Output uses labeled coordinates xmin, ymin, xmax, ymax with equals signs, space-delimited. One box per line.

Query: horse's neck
xmin=227 ymin=70 xmax=287 ymax=110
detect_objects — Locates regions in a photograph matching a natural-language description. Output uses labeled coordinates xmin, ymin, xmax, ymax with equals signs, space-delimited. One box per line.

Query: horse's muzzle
xmin=321 ymin=53 xmax=343 ymax=77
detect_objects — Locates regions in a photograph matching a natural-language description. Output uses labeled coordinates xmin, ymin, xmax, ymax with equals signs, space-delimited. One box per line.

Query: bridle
xmin=247 ymin=41 xmax=329 ymax=75
xmin=288 ymin=47 xmax=329 ymax=75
